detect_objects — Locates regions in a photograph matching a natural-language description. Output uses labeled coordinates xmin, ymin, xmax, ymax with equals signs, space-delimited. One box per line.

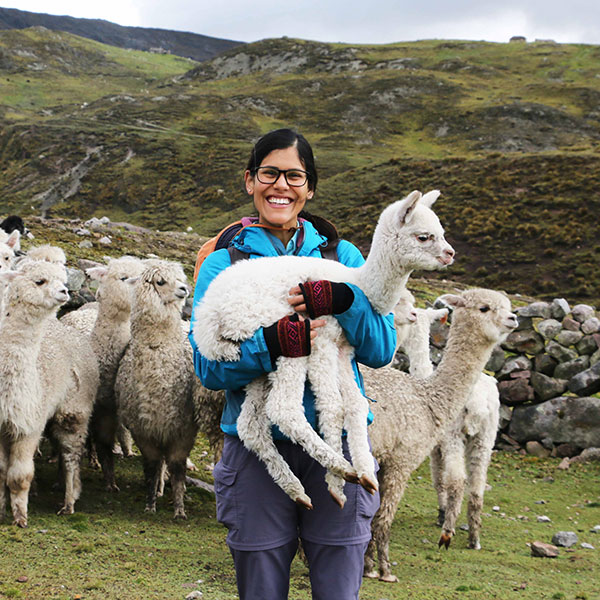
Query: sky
xmin=2 ymin=0 xmax=600 ymax=45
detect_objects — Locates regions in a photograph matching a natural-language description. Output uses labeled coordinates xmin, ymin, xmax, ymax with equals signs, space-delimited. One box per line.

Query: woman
xmin=189 ymin=128 xmax=396 ymax=599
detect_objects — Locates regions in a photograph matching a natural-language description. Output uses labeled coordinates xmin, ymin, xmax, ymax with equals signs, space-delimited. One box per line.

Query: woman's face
xmin=245 ymin=146 xmax=314 ymax=231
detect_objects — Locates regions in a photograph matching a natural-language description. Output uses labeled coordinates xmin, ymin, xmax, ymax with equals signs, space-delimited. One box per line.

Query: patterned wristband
xmin=277 ymin=314 xmax=311 ymax=357
xmin=298 ymin=280 xmax=334 ymax=319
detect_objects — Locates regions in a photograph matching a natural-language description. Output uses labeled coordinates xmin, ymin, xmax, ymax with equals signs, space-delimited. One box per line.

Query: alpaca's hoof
xmin=438 ymin=532 xmax=452 ymax=549
xmin=57 ymin=504 xmax=74 ymax=516
xmin=436 ymin=508 xmax=446 ymax=527
xmin=342 ymin=470 xmax=359 ymax=484
xmin=379 ymin=573 xmax=399 ymax=583
xmin=329 ymin=490 xmax=346 ymax=509
xmin=173 ymin=509 xmax=187 ymax=520
xmin=358 ymin=474 xmax=378 ymax=495
xmin=89 ymin=458 xmax=101 ymax=470
xmin=13 ymin=516 xmax=27 ymax=528
xmin=186 ymin=458 xmax=199 ymax=472
xmin=363 ymin=569 xmax=379 ymax=579
xmin=105 ymin=483 xmax=120 ymax=493
xmin=295 ymin=496 xmax=313 ymax=510
xmin=144 ymin=505 xmax=157 ymax=514
xmin=468 ymin=540 xmax=481 ymax=550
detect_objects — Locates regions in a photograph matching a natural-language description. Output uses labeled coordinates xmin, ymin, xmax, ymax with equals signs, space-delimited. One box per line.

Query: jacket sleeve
xmin=188 ymin=250 xmax=274 ymax=391
xmin=333 ymin=240 xmax=397 ymax=368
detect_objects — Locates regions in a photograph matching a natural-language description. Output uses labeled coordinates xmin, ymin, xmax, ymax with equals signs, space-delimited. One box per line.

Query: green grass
xmin=1 ymin=447 xmax=598 ymax=600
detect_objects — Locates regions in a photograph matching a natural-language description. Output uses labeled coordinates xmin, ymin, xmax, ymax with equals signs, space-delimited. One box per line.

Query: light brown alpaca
xmin=362 ymin=288 xmax=517 ymax=582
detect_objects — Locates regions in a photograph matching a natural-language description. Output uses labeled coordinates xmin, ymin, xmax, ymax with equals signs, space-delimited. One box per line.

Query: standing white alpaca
xmin=192 ymin=190 xmax=455 ymax=508
xmin=0 ymin=259 xmax=99 ymax=527
xmin=61 ymin=256 xmax=147 ymax=490
xmin=116 ymin=259 xmax=223 ymax=518
xmin=398 ymin=302 xmax=501 ymax=550
xmin=361 ymin=288 xmax=517 ymax=582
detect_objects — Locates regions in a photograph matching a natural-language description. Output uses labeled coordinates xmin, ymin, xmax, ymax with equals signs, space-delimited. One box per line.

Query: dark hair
xmin=246 ymin=128 xmax=318 ymax=192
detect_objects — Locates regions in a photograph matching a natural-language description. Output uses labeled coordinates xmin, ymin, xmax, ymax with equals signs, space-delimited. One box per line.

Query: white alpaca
xmin=397 ymin=301 xmax=501 ymax=550
xmin=192 ymin=190 xmax=455 ymax=508
xmin=115 ymin=259 xmax=223 ymax=518
xmin=361 ymin=288 xmax=517 ymax=582
xmin=0 ymin=231 xmax=20 ymax=317
xmin=61 ymin=256 xmax=147 ymax=490
xmin=0 ymin=259 xmax=99 ymax=527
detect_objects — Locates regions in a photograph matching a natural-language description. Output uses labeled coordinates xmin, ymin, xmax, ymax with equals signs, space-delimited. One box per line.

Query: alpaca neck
xmin=427 ymin=324 xmax=495 ymax=425
xmin=131 ymin=304 xmax=181 ymax=347
xmin=356 ymin=240 xmax=412 ymax=314
xmin=405 ymin=318 xmax=434 ymax=379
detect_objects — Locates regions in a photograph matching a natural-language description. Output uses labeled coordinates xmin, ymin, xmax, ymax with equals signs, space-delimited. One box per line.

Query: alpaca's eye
xmin=416 ymin=234 xmax=430 ymax=242
xmin=479 ymin=306 xmax=490 ymax=313
xmin=35 ymin=279 xmax=46 ymax=286
xmin=120 ymin=276 xmax=128 ymax=281
xmin=156 ymin=278 xmax=166 ymax=286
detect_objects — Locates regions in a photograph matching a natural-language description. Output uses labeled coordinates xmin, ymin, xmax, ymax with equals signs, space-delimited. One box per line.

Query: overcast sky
xmin=3 ymin=0 xmax=599 ymax=45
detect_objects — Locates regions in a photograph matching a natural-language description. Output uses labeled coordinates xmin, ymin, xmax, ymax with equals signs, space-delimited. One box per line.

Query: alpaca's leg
xmin=337 ymin=345 xmax=377 ymax=494
xmin=7 ymin=434 xmax=39 ymax=528
xmin=370 ymin=459 xmax=408 ymax=582
xmin=238 ymin=376 xmax=313 ymax=509
xmin=438 ymin=437 xmax=466 ymax=549
xmin=429 ymin=445 xmax=447 ymax=526
xmin=116 ymin=424 xmax=135 ymax=457
xmin=465 ymin=435 xmax=493 ymax=550
xmin=0 ymin=437 xmax=10 ymax=520
xmin=364 ymin=462 xmax=387 ymax=579
xmin=266 ymin=358 xmax=356 ymax=482
xmin=136 ymin=438 xmax=163 ymax=513
xmin=92 ymin=407 xmax=119 ymax=492
xmin=167 ymin=450 xmax=190 ymax=520
xmin=156 ymin=460 xmax=167 ymax=497
xmin=306 ymin=339 xmax=346 ymax=507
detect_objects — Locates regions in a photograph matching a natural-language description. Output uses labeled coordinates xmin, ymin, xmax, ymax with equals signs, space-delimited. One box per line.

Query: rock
xmin=509 ymin=397 xmax=600 ymax=447
xmin=185 ymin=592 xmax=203 ymax=599
xmin=518 ymin=302 xmax=552 ymax=319
xmin=498 ymin=379 xmax=535 ymax=405
xmin=66 ymin=267 xmax=86 ymax=291
xmin=526 ymin=441 xmax=550 ymax=457
xmin=592 ymin=348 xmax=600 ymax=366
xmin=75 ymin=228 xmax=91 ymax=236
xmin=568 ymin=362 xmax=600 ymax=396
xmin=556 ymin=330 xmax=584 ymax=347
xmin=557 ymin=457 xmax=570 ymax=470
xmin=570 ymin=447 xmax=600 ymax=464
xmin=485 ymin=344 xmax=506 ymax=372
xmin=590 ymin=525 xmax=600 ymax=534
xmin=571 ymin=304 xmax=596 ymax=323
xmin=561 ymin=317 xmax=581 ymax=332
xmin=531 ymin=541 xmax=558 ymax=557
xmin=503 ymin=330 xmax=545 ymax=355
xmin=530 ymin=372 xmax=568 ymax=401
xmin=576 ymin=335 xmax=599 ymax=356
xmin=515 ymin=315 xmax=533 ymax=331
xmin=537 ymin=515 xmax=551 ymax=523
xmin=581 ymin=543 xmax=595 ymax=550
xmin=496 ymin=356 xmax=532 ymax=380
xmin=498 ymin=404 xmax=513 ymax=429
xmin=582 ymin=318 xmax=600 ymax=335
xmin=534 ymin=354 xmax=558 ymax=376
xmin=98 ymin=236 xmax=112 ymax=245
xmin=550 ymin=298 xmax=570 ymax=320
xmin=551 ymin=531 xmax=578 ymax=547
xmin=555 ymin=443 xmax=581 ymax=458
xmin=554 ymin=356 xmax=590 ymax=380
xmin=78 ymin=240 xmax=93 ymax=249
xmin=537 ymin=319 xmax=562 ymax=340
xmin=546 ymin=341 xmax=578 ymax=363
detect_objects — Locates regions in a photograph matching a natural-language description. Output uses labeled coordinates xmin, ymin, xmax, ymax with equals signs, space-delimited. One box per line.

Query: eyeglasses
xmin=253 ymin=167 xmax=308 ymax=187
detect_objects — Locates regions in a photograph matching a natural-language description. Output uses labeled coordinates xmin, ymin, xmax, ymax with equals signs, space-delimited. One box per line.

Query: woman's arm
xmin=188 ymin=249 xmax=275 ymax=391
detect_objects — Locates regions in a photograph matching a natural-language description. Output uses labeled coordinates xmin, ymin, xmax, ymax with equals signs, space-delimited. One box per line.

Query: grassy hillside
xmin=1 ymin=31 xmax=600 ymax=304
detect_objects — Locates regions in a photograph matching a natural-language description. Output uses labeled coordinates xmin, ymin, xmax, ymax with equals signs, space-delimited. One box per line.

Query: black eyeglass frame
xmin=252 ymin=166 xmax=309 ymax=187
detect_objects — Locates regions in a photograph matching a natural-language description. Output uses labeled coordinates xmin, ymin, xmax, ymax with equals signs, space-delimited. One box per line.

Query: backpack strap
xmin=319 ymin=238 xmax=340 ymax=261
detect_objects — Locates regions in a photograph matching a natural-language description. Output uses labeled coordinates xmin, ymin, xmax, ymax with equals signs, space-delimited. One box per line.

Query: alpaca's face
xmin=5 ymin=261 xmax=69 ymax=311
xmin=380 ymin=191 xmax=455 ymax=273
xmin=455 ymin=289 xmax=518 ymax=344
xmin=138 ymin=260 xmax=189 ymax=311
xmin=0 ymin=243 xmax=14 ymax=273
xmin=97 ymin=257 xmax=145 ymax=312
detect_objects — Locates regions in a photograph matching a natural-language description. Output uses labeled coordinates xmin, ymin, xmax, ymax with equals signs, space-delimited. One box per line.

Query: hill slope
xmin=0 ymin=6 xmax=243 ymax=61
xmin=1 ymin=32 xmax=599 ymax=305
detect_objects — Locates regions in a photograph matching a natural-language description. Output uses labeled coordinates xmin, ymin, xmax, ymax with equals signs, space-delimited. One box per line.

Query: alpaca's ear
xmin=86 ymin=266 xmax=108 ymax=281
xmin=0 ymin=270 xmax=20 ymax=284
xmin=420 ymin=190 xmax=441 ymax=208
xmin=125 ymin=276 xmax=140 ymax=286
xmin=397 ymin=190 xmax=422 ymax=224
xmin=6 ymin=230 xmax=21 ymax=251
xmin=425 ymin=307 xmax=449 ymax=324
xmin=436 ymin=294 xmax=465 ymax=309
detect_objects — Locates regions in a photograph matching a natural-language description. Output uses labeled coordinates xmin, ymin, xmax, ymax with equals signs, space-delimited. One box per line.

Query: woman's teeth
xmin=268 ymin=197 xmax=291 ymax=205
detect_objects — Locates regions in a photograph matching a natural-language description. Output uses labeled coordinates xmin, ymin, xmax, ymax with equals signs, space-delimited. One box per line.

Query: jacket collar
xmin=231 ymin=219 xmax=328 ymax=258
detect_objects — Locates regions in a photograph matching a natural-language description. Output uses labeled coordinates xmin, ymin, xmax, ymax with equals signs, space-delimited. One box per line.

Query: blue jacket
xmin=188 ymin=220 xmax=397 ymax=439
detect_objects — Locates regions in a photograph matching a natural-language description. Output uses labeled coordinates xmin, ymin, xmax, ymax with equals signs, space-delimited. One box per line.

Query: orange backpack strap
xmin=193 ymin=220 xmax=244 ymax=282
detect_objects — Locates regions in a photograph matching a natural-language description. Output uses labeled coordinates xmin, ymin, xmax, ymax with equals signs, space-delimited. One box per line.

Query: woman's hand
xmin=288 ymin=286 xmax=326 ymax=338
xmin=288 ymin=282 xmax=354 ymax=319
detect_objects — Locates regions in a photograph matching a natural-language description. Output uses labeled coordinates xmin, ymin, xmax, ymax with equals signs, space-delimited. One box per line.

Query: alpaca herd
xmin=1 ymin=194 xmax=515 ymax=584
